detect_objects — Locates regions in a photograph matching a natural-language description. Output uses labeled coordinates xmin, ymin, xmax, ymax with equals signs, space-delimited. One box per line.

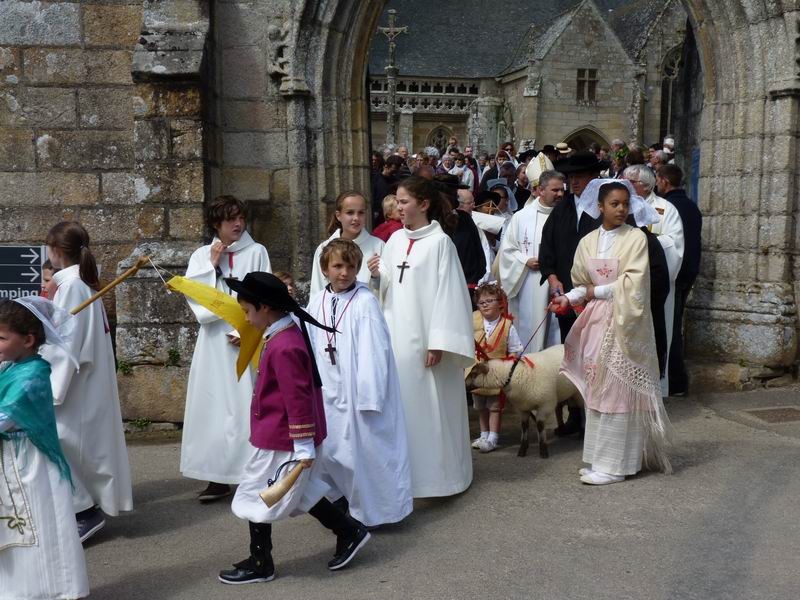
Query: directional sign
xmin=0 ymin=245 xmax=47 ymax=300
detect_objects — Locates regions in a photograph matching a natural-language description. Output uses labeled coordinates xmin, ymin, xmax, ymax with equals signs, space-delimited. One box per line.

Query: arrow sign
xmin=0 ymin=246 xmax=46 ymax=299
xmin=21 ymin=267 xmax=39 ymax=283
xmin=21 ymin=248 xmax=40 ymax=264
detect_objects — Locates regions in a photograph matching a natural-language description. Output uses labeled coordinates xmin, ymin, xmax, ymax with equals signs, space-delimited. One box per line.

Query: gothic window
xmin=576 ymin=68 xmax=598 ymax=102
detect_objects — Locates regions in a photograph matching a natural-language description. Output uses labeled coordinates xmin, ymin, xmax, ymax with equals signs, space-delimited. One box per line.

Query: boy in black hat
xmin=218 ymin=272 xmax=370 ymax=585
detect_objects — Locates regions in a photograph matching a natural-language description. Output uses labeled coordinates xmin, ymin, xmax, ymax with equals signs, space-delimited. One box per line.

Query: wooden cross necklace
xmin=320 ymin=286 xmax=360 ymax=365
xmin=397 ymin=239 xmax=417 ymax=283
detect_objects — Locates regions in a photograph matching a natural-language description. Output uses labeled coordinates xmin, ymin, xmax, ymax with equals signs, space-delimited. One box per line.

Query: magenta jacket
xmin=250 ymin=324 xmax=327 ymax=452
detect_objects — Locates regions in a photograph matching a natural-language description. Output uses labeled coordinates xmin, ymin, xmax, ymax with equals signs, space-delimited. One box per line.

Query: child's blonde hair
xmin=320 ymin=239 xmax=363 ymax=272
xmin=382 ymin=194 xmax=398 ymax=220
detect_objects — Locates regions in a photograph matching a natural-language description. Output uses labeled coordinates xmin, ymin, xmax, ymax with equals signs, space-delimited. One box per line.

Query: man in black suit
xmin=656 ymin=164 xmax=702 ymax=396
xmin=539 ymin=152 xmax=605 ymax=339
xmin=538 ymin=151 xmax=605 ymax=436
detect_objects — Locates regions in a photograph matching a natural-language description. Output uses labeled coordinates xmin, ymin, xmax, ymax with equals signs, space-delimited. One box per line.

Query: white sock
xmin=480 ymin=431 xmax=489 ymax=440
xmin=487 ymin=432 xmax=499 ymax=444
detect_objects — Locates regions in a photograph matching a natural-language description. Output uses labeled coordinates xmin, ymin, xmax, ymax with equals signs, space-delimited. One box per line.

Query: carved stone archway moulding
xmin=296 ymin=0 xmax=800 ymax=384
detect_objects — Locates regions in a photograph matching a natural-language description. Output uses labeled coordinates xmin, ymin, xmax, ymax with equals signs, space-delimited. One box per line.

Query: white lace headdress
xmin=12 ymin=296 xmax=79 ymax=369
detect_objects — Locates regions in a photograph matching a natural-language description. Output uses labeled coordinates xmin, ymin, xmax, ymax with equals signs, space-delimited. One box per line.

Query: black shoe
xmin=198 ymin=482 xmax=232 ymax=502
xmin=76 ymin=506 xmax=106 ymax=543
xmin=218 ymin=558 xmax=275 ymax=585
xmin=328 ymin=526 xmax=371 ymax=571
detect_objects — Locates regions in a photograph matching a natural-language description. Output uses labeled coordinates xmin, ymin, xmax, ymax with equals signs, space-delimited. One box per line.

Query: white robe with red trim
xmin=378 ymin=221 xmax=474 ymax=498
xmin=180 ymin=231 xmax=271 ymax=484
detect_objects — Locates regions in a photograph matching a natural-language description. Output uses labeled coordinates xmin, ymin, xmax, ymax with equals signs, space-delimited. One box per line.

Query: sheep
xmin=465 ymin=344 xmax=583 ymax=458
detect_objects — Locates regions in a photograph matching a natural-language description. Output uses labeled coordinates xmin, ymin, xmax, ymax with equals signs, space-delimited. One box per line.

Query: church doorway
xmin=563 ymin=127 xmax=609 ymax=151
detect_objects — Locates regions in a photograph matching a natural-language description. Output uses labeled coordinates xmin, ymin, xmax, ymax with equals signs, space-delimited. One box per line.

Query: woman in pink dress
xmin=550 ymin=180 xmax=672 ymax=485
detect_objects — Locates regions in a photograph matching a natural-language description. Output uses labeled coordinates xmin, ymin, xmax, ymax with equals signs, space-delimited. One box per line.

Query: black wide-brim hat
xmin=475 ymin=190 xmax=501 ymax=205
xmin=226 ymin=272 xmax=296 ymax=311
xmin=434 ymin=173 xmax=470 ymax=190
xmin=557 ymin=151 xmax=609 ymax=174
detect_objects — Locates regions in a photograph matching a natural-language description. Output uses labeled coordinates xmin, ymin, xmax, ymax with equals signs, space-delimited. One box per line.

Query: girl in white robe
xmin=369 ymin=176 xmax=475 ymax=498
xmin=310 ymin=191 xmax=384 ymax=297
xmin=0 ymin=298 xmax=89 ymax=600
xmin=43 ymin=221 xmax=133 ymax=540
xmin=181 ymin=197 xmax=270 ymax=498
xmin=307 ymin=240 xmax=413 ymax=527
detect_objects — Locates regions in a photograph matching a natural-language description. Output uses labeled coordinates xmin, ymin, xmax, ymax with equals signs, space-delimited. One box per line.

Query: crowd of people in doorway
xmin=0 ymin=131 xmax=702 ymax=597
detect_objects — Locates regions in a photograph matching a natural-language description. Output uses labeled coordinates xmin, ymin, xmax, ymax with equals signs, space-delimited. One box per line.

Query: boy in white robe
xmin=181 ymin=196 xmax=271 ymax=501
xmin=307 ymin=239 xmax=413 ymax=527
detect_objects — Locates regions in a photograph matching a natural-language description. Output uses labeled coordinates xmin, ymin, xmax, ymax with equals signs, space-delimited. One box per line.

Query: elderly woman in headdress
xmin=550 ymin=179 xmax=672 ymax=486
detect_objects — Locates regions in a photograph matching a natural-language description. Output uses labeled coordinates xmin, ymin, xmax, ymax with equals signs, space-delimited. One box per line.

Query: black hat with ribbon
xmin=557 ymin=151 xmax=609 ymax=174
xmin=225 ymin=272 xmax=334 ymax=386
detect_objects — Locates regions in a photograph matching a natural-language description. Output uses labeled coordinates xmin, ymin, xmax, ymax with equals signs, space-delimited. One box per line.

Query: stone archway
xmin=563 ymin=126 xmax=609 ymax=151
xmin=210 ymin=0 xmax=800 ymax=383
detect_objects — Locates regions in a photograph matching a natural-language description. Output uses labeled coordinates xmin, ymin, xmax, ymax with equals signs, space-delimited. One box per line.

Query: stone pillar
xmin=398 ymin=108 xmax=414 ymax=150
xmin=468 ymin=95 xmax=502 ymax=154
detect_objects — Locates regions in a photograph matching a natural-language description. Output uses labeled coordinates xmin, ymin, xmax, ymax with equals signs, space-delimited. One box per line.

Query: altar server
xmin=310 ymin=191 xmax=384 ymax=296
xmin=368 ymin=176 xmax=474 ymax=498
xmin=43 ymin=222 xmax=133 ymax=542
xmin=308 ymin=239 xmax=413 ymax=527
xmin=181 ymin=196 xmax=271 ymax=501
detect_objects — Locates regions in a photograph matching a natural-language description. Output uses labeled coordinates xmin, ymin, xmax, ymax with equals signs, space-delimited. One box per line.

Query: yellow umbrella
xmin=166 ymin=276 xmax=264 ymax=379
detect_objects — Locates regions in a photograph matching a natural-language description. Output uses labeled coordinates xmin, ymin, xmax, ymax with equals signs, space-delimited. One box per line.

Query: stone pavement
xmin=85 ymin=389 xmax=800 ymax=600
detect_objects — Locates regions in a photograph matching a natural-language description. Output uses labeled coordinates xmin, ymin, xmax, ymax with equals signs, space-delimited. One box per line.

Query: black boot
xmin=309 ymin=499 xmax=371 ymax=571
xmin=218 ymin=522 xmax=275 ymax=585
xmin=555 ymin=406 xmax=584 ymax=437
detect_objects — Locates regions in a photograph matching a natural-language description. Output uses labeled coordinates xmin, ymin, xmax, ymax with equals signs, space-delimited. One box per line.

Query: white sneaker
xmin=580 ymin=471 xmax=625 ymax=485
xmin=578 ymin=467 xmax=593 ymax=476
xmin=478 ymin=439 xmax=497 ymax=453
xmin=471 ymin=437 xmax=485 ymax=449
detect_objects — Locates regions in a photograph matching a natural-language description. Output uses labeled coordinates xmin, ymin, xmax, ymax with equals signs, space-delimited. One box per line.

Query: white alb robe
xmin=180 ymin=231 xmax=270 ymax=484
xmin=379 ymin=221 xmax=474 ymax=498
xmin=646 ymin=192 xmax=684 ymax=395
xmin=0 ymin=433 xmax=89 ymax=599
xmin=498 ymin=200 xmax=560 ymax=352
xmin=309 ymin=228 xmax=384 ymax=297
xmin=43 ymin=265 xmax=133 ymax=515
xmin=307 ymin=282 xmax=413 ymax=526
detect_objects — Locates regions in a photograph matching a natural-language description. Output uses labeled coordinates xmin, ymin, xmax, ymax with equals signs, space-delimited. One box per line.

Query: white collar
xmin=265 ymin=314 xmax=294 ymax=337
xmin=52 ymin=264 xmax=80 ymax=286
xmin=213 ymin=230 xmax=255 ymax=254
xmin=405 ymin=220 xmax=442 ymax=240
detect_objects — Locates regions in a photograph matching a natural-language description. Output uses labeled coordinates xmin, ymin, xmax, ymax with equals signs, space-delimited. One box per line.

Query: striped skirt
xmin=582 ymin=408 xmax=644 ymax=476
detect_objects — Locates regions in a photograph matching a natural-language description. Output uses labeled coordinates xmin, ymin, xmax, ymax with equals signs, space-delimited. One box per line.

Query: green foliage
xmin=130 ymin=418 xmax=151 ymax=431
xmin=166 ymin=348 xmax=181 ymax=367
xmin=117 ymin=360 xmax=133 ymax=376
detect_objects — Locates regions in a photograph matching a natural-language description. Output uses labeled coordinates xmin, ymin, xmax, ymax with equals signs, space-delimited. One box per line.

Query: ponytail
xmin=46 ymin=222 xmax=101 ymax=290
xmin=397 ymin=176 xmax=458 ymax=237
xmin=327 ymin=191 xmax=367 ymax=236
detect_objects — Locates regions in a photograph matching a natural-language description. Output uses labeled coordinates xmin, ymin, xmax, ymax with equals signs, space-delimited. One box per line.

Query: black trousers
xmin=668 ymin=282 xmax=693 ymax=394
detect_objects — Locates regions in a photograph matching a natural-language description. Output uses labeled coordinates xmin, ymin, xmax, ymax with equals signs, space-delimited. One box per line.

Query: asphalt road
xmin=85 ymin=389 xmax=800 ymax=600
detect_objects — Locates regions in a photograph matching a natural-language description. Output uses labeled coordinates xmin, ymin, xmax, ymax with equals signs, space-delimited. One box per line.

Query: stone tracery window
xmin=576 ymin=68 xmax=598 ymax=103
xmin=660 ymin=45 xmax=683 ymax=141
xmin=427 ymin=126 xmax=452 ymax=155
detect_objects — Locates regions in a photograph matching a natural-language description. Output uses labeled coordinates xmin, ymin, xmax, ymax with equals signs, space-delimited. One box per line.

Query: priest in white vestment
xmin=499 ymin=170 xmax=566 ymax=351
xmin=181 ymin=198 xmax=270 ymax=499
xmin=308 ymin=273 xmax=413 ymax=527
xmin=370 ymin=177 xmax=474 ymax=498
xmin=623 ymin=165 xmax=684 ymax=395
